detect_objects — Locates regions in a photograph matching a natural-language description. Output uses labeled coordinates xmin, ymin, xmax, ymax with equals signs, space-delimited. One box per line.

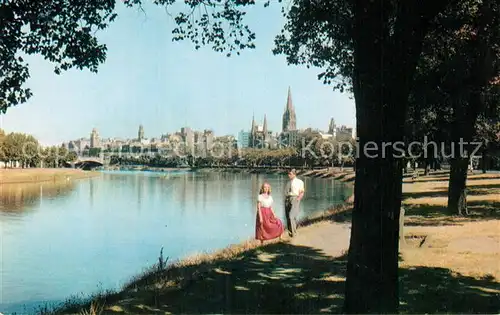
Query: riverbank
xmin=0 ymin=168 xmax=100 ymax=185
xmin=43 ymin=172 xmax=500 ymax=314
xmin=103 ymin=165 xmax=191 ymax=172
xmin=197 ymin=166 xmax=356 ymax=183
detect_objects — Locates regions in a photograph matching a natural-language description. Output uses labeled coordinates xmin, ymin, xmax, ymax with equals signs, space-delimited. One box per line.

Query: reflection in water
xmin=0 ymin=170 xmax=351 ymax=314
xmin=89 ymin=179 xmax=95 ymax=208
xmin=0 ymin=181 xmax=76 ymax=214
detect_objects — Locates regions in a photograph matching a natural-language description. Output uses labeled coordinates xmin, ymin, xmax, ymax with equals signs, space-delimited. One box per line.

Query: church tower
xmin=138 ymin=125 xmax=144 ymax=141
xmin=250 ymin=113 xmax=256 ymax=147
xmin=90 ymin=128 xmax=100 ymax=148
xmin=282 ymin=87 xmax=297 ymax=132
xmin=263 ymin=114 xmax=269 ymax=147
xmin=328 ymin=117 xmax=336 ymax=134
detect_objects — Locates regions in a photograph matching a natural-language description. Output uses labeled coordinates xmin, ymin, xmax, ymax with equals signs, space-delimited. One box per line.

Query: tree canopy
xmin=0 ymin=0 xmax=117 ymax=113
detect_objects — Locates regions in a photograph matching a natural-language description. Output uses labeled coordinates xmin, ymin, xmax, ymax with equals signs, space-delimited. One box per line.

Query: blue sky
xmin=0 ymin=2 xmax=355 ymax=146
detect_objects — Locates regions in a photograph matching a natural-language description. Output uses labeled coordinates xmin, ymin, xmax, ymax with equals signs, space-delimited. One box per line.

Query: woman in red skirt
xmin=255 ymin=182 xmax=284 ymax=244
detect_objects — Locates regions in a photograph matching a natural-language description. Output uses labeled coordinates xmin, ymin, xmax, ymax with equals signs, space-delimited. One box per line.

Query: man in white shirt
xmin=284 ymin=168 xmax=305 ymax=237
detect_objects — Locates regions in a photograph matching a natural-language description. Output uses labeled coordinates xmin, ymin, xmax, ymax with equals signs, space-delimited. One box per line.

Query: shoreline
xmin=0 ymin=168 xmax=100 ymax=185
xmin=195 ymin=166 xmax=357 ymax=183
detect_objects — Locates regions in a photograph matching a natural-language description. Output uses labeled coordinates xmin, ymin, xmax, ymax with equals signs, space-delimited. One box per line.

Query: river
xmin=0 ymin=170 xmax=352 ymax=314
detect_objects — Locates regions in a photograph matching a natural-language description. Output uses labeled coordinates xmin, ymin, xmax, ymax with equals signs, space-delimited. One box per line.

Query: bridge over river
xmin=68 ymin=156 xmax=108 ymax=169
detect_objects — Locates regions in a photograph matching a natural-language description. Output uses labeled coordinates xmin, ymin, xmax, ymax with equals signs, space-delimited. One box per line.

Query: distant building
xmin=249 ymin=114 xmax=274 ymax=148
xmin=90 ymin=128 xmax=100 ymax=148
xmin=279 ymin=129 xmax=301 ymax=148
xmin=328 ymin=118 xmax=336 ymax=135
xmin=336 ymin=125 xmax=355 ymax=141
xmin=180 ymin=127 xmax=195 ymax=150
xmin=326 ymin=117 xmax=355 ymax=142
xmin=204 ymin=129 xmax=214 ymax=151
xmin=67 ymin=138 xmax=90 ymax=152
xmin=238 ymin=130 xmax=251 ymax=149
xmin=213 ymin=135 xmax=237 ymax=155
xmin=138 ymin=125 xmax=145 ymax=141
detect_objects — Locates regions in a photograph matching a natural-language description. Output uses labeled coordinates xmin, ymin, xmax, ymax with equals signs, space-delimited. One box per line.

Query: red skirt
xmin=255 ymin=207 xmax=284 ymax=241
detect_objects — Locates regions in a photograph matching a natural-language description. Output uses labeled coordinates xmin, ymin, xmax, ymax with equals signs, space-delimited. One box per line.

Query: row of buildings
xmin=64 ymin=125 xmax=236 ymax=154
xmin=237 ymin=87 xmax=355 ymax=149
xmin=62 ymin=87 xmax=355 ymax=154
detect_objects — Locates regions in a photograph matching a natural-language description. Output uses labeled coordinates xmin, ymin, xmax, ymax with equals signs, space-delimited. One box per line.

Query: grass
xmin=38 ymin=170 xmax=500 ymax=314
xmin=0 ymin=168 xmax=100 ymax=184
xmin=400 ymin=172 xmax=500 ymax=285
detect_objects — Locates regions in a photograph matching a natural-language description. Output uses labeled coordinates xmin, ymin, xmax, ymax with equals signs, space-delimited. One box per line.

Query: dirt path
xmin=290 ymin=221 xmax=351 ymax=258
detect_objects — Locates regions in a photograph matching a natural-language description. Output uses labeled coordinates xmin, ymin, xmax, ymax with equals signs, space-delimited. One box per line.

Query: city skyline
xmin=0 ymin=2 xmax=355 ymax=146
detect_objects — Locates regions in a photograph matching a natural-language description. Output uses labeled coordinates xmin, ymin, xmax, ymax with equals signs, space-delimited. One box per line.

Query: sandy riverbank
xmin=44 ymin=171 xmax=500 ymax=314
xmin=0 ymin=168 xmax=100 ymax=185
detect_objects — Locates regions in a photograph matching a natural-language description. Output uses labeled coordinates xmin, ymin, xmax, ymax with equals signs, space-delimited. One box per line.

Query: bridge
xmin=67 ymin=156 xmax=108 ymax=169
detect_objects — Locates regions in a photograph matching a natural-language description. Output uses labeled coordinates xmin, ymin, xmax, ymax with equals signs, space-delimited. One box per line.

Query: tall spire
xmin=286 ymin=86 xmax=294 ymax=112
xmin=251 ymin=112 xmax=256 ymax=133
xmin=263 ymin=114 xmax=268 ymax=134
xmin=282 ymin=86 xmax=297 ymax=132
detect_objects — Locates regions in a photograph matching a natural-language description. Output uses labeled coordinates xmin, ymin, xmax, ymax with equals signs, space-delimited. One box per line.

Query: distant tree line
xmin=0 ymin=129 xmax=78 ymax=168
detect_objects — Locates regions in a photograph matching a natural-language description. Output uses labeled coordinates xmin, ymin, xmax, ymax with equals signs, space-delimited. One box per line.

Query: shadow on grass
xmin=402 ymin=184 xmax=500 ymax=200
xmin=58 ymin=244 xmax=349 ymax=314
xmin=51 ymin=242 xmax=500 ymax=314
xmin=412 ymin=174 xmax=500 ymax=183
xmin=400 ymin=267 xmax=500 ymax=314
xmin=404 ymin=201 xmax=500 ymax=226
xmin=402 ymin=190 xmax=448 ymax=199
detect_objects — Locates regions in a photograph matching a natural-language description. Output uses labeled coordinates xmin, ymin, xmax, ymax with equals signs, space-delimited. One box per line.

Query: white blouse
xmin=258 ymin=194 xmax=274 ymax=208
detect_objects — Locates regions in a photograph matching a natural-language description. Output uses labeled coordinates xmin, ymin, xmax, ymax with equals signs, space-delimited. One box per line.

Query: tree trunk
xmin=343 ymin=0 xmax=451 ymax=312
xmin=344 ymin=132 xmax=404 ymax=313
xmin=482 ymin=146 xmax=488 ymax=173
xmin=447 ymin=157 xmax=469 ymax=215
xmin=399 ymin=206 xmax=407 ymax=250
xmin=447 ymin=0 xmax=495 ymax=215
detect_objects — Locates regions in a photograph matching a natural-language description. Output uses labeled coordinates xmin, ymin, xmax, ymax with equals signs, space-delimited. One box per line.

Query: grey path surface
xmin=289 ymin=221 xmax=351 ymax=258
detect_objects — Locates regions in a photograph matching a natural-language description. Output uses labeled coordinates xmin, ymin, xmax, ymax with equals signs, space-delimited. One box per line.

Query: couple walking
xmin=255 ymin=169 xmax=305 ymax=242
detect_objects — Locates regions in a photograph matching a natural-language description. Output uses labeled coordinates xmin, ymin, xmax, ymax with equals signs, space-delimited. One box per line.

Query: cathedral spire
xmin=282 ymin=86 xmax=297 ymax=132
xmin=286 ymin=86 xmax=294 ymax=112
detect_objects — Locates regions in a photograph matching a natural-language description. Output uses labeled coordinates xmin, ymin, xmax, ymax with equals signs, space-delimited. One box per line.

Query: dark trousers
xmin=285 ymin=196 xmax=300 ymax=236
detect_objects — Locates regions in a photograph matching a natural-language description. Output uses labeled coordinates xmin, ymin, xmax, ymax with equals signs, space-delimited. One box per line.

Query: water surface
xmin=0 ymin=170 xmax=352 ymax=314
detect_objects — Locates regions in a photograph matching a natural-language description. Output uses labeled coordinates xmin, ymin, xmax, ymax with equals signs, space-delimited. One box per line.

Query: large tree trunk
xmin=344 ymin=3 xmax=415 ymax=312
xmin=345 ymin=139 xmax=404 ymax=313
xmin=343 ymin=0 xmax=453 ymax=312
xmin=448 ymin=157 xmax=469 ymax=215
